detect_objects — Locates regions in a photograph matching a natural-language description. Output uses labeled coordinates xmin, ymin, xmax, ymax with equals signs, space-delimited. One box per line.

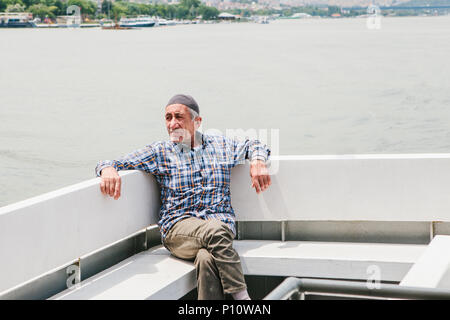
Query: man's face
xmin=165 ymin=104 xmax=196 ymax=144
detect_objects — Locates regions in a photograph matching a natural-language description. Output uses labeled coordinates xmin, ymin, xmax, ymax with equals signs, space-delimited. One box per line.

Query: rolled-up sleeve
xmin=95 ymin=145 xmax=158 ymax=177
xmin=231 ymin=138 xmax=271 ymax=166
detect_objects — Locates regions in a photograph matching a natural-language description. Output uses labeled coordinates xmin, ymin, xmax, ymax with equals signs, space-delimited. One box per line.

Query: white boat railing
xmin=263 ymin=277 xmax=450 ymax=300
xmin=0 ymin=171 xmax=160 ymax=294
xmin=2 ymin=154 xmax=450 ymax=295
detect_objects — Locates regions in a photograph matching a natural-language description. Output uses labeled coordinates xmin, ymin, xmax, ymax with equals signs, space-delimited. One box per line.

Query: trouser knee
xmin=195 ymin=248 xmax=215 ymax=268
xmin=204 ymin=220 xmax=234 ymax=246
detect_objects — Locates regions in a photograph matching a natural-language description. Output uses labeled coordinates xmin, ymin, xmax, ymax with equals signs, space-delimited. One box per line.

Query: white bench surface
xmin=50 ymin=240 xmax=426 ymax=300
xmin=50 ymin=247 xmax=196 ymax=300
xmin=235 ymin=240 xmax=425 ymax=282
xmin=400 ymin=235 xmax=450 ymax=289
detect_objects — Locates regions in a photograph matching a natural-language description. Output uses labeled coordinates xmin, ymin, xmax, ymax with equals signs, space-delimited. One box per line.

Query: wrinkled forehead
xmin=165 ymin=103 xmax=190 ymax=115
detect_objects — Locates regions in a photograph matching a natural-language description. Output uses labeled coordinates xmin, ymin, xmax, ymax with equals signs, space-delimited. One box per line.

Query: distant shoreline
xmin=1 ymin=14 xmax=448 ymax=30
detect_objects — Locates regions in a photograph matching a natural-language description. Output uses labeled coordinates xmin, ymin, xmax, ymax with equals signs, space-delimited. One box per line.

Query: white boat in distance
xmin=156 ymin=18 xmax=176 ymax=26
xmin=119 ymin=16 xmax=155 ymax=28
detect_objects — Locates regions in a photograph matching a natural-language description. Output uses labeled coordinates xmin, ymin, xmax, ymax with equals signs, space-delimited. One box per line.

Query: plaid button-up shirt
xmin=95 ymin=132 xmax=271 ymax=239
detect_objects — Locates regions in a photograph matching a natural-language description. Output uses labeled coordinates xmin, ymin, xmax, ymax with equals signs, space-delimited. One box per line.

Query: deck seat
xmin=400 ymin=235 xmax=450 ymax=289
xmin=50 ymin=247 xmax=196 ymax=300
xmin=50 ymin=240 xmax=426 ymax=300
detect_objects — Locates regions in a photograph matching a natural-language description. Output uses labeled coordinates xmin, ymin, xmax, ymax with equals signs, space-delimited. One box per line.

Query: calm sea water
xmin=1 ymin=17 xmax=450 ymax=207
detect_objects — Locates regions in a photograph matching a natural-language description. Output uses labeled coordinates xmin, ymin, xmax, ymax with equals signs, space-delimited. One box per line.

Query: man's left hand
xmin=250 ymin=160 xmax=271 ymax=194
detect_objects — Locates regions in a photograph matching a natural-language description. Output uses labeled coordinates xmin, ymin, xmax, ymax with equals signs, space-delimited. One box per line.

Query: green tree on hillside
xmin=179 ymin=0 xmax=200 ymax=9
xmin=1 ymin=0 xmax=23 ymax=12
xmin=28 ymin=3 xmax=58 ymax=19
xmin=327 ymin=5 xmax=341 ymax=15
xmin=0 ymin=0 xmax=223 ymax=21
xmin=111 ymin=1 xmax=127 ymax=20
xmin=100 ymin=0 xmax=111 ymax=16
xmin=174 ymin=5 xmax=188 ymax=19
xmin=165 ymin=4 xmax=176 ymax=19
xmin=199 ymin=6 xmax=219 ymax=20
xmin=6 ymin=3 xmax=25 ymax=11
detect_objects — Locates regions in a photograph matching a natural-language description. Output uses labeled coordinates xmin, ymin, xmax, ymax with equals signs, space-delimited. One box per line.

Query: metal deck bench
xmin=49 ymin=240 xmax=426 ymax=300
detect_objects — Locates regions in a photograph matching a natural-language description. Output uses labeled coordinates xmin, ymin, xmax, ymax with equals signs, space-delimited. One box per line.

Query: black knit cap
xmin=166 ymin=94 xmax=200 ymax=114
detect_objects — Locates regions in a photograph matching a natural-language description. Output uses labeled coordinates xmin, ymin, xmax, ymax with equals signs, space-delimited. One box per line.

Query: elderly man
xmin=95 ymin=94 xmax=271 ymax=300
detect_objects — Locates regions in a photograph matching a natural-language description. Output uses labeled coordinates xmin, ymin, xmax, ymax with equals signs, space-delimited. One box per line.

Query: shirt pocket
xmin=204 ymin=146 xmax=234 ymax=168
xmin=201 ymin=148 xmax=232 ymax=186
xmin=202 ymin=159 xmax=230 ymax=188
xmin=168 ymin=162 xmax=202 ymax=196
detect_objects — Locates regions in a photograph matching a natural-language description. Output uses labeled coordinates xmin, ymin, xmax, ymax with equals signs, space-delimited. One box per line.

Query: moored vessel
xmin=119 ymin=16 xmax=156 ymax=28
xmin=0 ymin=13 xmax=36 ymax=28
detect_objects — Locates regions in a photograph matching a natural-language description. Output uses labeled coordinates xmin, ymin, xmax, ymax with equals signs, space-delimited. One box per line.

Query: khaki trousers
xmin=163 ymin=217 xmax=246 ymax=300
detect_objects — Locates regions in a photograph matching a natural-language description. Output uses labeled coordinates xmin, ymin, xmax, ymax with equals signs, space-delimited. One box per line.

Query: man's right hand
xmin=100 ymin=167 xmax=121 ymax=200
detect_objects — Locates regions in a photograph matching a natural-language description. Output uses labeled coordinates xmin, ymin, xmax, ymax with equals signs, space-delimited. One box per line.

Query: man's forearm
xmin=95 ymin=145 xmax=158 ymax=178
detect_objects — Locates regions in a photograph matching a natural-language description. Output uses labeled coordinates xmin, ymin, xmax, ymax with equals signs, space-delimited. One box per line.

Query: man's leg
xmin=163 ymin=217 xmax=223 ymax=300
xmin=163 ymin=217 xmax=247 ymax=298
xmin=195 ymin=248 xmax=224 ymax=300
xmin=163 ymin=217 xmax=206 ymax=260
xmin=201 ymin=219 xmax=247 ymax=296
